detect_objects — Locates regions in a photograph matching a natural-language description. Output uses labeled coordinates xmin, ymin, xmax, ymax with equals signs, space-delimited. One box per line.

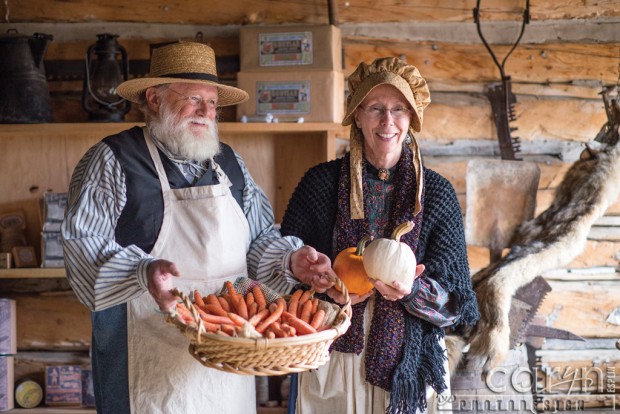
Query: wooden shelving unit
xmin=0 ymin=268 xmax=65 ymax=279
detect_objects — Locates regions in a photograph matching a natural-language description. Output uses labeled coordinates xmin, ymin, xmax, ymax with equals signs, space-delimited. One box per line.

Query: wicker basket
xmin=165 ymin=276 xmax=351 ymax=376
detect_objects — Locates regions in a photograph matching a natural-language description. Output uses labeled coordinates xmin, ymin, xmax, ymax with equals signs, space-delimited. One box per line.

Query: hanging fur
xmin=450 ymin=118 xmax=620 ymax=376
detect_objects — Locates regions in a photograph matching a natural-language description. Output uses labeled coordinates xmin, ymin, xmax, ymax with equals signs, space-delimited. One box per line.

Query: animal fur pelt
xmin=449 ymin=119 xmax=620 ymax=376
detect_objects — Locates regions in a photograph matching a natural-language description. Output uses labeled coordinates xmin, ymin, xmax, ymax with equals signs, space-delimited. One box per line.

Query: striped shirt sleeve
xmin=61 ymin=142 xmax=154 ymax=312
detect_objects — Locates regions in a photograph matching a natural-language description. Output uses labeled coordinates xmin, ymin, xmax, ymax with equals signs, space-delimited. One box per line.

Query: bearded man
xmin=62 ymin=42 xmax=335 ymax=414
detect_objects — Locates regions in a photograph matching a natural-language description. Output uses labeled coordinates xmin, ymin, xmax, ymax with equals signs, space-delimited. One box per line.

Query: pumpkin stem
xmin=391 ymin=221 xmax=414 ymax=241
xmin=355 ymin=235 xmax=373 ymax=256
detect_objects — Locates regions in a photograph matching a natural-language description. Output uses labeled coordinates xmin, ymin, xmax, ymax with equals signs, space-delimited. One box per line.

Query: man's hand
xmin=147 ymin=259 xmax=181 ymax=312
xmin=290 ymin=246 xmax=335 ymax=293
xmin=326 ymin=288 xmax=372 ymax=306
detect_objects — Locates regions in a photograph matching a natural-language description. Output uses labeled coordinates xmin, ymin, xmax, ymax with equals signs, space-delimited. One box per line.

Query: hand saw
xmin=508 ymin=276 xmax=584 ymax=348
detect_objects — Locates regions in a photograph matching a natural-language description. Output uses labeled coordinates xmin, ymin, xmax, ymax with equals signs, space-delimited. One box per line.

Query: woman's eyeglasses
xmin=167 ymin=88 xmax=218 ymax=112
xmin=359 ymin=105 xmax=411 ymax=120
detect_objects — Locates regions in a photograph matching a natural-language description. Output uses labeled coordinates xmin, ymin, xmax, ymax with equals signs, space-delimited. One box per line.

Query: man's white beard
xmin=148 ymin=102 xmax=220 ymax=161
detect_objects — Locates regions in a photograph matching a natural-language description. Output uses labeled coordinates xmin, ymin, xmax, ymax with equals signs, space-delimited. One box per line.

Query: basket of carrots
xmin=165 ymin=275 xmax=351 ymax=376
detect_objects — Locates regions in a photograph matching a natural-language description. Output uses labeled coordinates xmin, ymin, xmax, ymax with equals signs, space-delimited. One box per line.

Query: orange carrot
xmin=225 ymin=281 xmax=238 ymax=299
xmin=282 ymin=311 xmax=317 ymax=335
xmin=256 ymin=301 xmax=285 ymax=333
xmin=200 ymin=312 xmax=234 ymax=325
xmin=270 ymin=321 xmax=287 ymax=338
xmin=246 ymin=292 xmax=255 ymax=307
xmin=200 ymin=319 xmax=221 ymax=333
xmin=218 ymin=296 xmax=231 ymax=312
xmin=232 ymin=295 xmax=249 ymax=320
xmin=227 ymin=311 xmax=247 ymax=327
xmin=299 ymin=289 xmax=314 ymax=305
xmin=252 ymin=285 xmax=267 ymax=311
xmin=249 ymin=308 xmax=270 ymax=327
xmin=264 ymin=329 xmax=276 ymax=339
xmin=205 ymin=294 xmax=220 ymax=307
xmin=280 ymin=323 xmax=296 ymax=337
xmin=175 ymin=304 xmax=194 ymax=323
xmin=194 ymin=290 xmax=206 ymax=309
xmin=311 ymin=298 xmax=319 ymax=315
xmin=310 ymin=309 xmax=326 ymax=329
xmin=300 ymin=300 xmax=313 ymax=323
xmin=248 ymin=302 xmax=258 ymax=319
xmin=268 ymin=302 xmax=278 ymax=314
xmin=288 ymin=289 xmax=303 ymax=317
xmin=204 ymin=303 xmax=228 ymax=317
xmin=219 ymin=324 xmax=236 ymax=336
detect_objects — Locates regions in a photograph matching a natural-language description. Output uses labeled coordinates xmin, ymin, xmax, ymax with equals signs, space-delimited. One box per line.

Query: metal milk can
xmin=0 ymin=29 xmax=54 ymax=123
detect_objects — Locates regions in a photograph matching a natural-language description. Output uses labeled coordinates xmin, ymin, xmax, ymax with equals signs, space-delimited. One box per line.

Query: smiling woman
xmin=279 ymin=57 xmax=479 ymax=414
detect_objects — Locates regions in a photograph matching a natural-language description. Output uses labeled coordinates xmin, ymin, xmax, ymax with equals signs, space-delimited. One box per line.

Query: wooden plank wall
xmin=1 ymin=0 xmax=619 ymax=408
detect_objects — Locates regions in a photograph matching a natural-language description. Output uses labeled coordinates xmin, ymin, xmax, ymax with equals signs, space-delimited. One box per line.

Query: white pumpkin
xmin=363 ymin=221 xmax=417 ymax=287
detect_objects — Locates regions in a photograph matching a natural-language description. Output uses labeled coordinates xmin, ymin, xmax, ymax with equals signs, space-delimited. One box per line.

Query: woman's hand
xmin=371 ymin=264 xmax=425 ymax=301
xmin=290 ymin=246 xmax=336 ymax=293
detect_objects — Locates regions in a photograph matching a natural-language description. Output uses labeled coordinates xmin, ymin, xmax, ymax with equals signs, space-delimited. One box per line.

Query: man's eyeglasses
xmin=358 ymin=105 xmax=412 ymax=120
xmin=167 ymin=88 xmax=218 ymax=112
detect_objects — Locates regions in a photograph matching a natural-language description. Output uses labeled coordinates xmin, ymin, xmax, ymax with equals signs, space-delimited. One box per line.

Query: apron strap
xmin=143 ymin=127 xmax=172 ymax=191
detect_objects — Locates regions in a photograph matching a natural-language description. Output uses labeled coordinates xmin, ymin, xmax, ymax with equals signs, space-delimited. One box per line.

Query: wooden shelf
xmin=0 ymin=268 xmax=66 ymax=279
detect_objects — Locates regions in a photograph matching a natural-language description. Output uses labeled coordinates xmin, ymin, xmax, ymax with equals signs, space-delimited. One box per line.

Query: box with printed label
xmin=236 ymin=70 xmax=344 ymax=123
xmin=0 ymin=299 xmax=16 ymax=356
xmin=39 ymin=192 xmax=68 ymax=232
xmin=41 ymin=232 xmax=65 ymax=268
xmin=45 ymin=365 xmax=82 ymax=406
xmin=81 ymin=369 xmax=95 ymax=408
xmin=240 ymin=25 xmax=342 ymax=72
xmin=0 ymin=356 xmax=14 ymax=411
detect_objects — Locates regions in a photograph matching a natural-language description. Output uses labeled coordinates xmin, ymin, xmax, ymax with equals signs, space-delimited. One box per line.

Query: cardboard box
xmin=0 ymin=253 xmax=10 ymax=269
xmin=0 ymin=299 xmax=16 ymax=355
xmin=11 ymin=246 xmax=37 ymax=268
xmin=39 ymin=192 xmax=68 ymax=232
xmin=240 ymin=25 xmax=342 ymax=72
xmin=0 ymin=356 xmax=14 ymax=412
xmin=41 ymin=232 xmax=64 ymax=268
xmin=236 ymin=70 xmax=345 ymax=123
xmin=45 ymin=365 xmax=82 ymax=406
xmin=81 ymin=369 xmax=95 ymax=408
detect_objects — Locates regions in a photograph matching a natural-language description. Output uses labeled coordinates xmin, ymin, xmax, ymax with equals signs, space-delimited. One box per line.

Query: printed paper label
xmin=256 ymin=81 xmax=310 ymax=115
xmin=258 ymin=31 xmax=313 ymax=66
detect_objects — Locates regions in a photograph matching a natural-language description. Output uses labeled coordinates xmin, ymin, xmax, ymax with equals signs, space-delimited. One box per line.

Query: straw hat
xmin=345 ymin=57 xmax=431 ymax=219
xmin=116 ymin=42 xmax=249 ymax=106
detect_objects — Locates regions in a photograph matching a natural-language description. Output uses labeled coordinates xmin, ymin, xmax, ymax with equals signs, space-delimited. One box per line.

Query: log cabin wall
xmin=1 ymin=0 xmax=619 ymax=411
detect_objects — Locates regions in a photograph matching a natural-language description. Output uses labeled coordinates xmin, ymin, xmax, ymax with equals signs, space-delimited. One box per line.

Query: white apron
xmin=297 ymin=293 xmax=452 ymax=414
xmin=126 ymin=129 xmax=255 ymax=414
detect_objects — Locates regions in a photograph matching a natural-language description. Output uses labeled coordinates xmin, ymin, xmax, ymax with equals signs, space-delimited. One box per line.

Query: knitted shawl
xmin=280 ymin=151 xmax=480 ymax=414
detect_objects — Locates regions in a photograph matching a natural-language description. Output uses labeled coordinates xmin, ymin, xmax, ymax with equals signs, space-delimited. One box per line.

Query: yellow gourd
xmin=333 ymin=235 xmax=374 ymax=295
xmin=363 ymin=221 xmax=417 ymax=287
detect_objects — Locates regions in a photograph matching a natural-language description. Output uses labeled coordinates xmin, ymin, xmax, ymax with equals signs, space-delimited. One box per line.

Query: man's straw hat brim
xmin=116 ymin=42 xmax=249 ymax=106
